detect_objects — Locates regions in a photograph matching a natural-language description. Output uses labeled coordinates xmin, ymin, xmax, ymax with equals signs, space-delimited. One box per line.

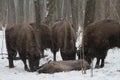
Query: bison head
xmin=28 ymin=49 xmax=41 ymax=72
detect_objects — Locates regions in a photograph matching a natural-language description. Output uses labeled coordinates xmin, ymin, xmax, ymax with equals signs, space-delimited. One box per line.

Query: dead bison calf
xmin=5 ymin=24 xmax=41 ymax=72
xmin=37 ymin=59 xmax=90 ymax=73
xmin=78 ymin=20 xmax=120 ymax=68
xmin=52 ymin=20 xmax=76 ymax=61
xmin=30 ymin=23 xmax=52 ymax=57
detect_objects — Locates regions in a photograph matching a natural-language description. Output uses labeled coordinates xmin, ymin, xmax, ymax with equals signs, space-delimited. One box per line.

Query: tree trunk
xmin=46 ymin=0 xmax=57 ymax=26
xmin=8 ymin=0 xmax=16 ymax=25
xmin=84 ymin=0 xmax=96 ymax=28
xmin=24 ymin=0 xmax=29 ymax=23
xmin=71 ymin=0 xmax=79 ymax=32
xmin=56 ymin=0 xmax=63 ymax=20
xmin=17 ymin=0 xmax=24 ymax=24
xmin=34 ymin=0 xmax=42 ymax=56
xmin=78 ymin=0 xmax=86 ymax=28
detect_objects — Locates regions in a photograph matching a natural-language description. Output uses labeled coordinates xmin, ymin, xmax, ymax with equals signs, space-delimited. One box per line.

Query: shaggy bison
xmin=30 ymin=23 xmax=52 ymax=57
xmin=78 ymin=20 xmax=120 ymax=68
xmin=37 ymin=59 xmax=90 ymax=73
xmin=51 ymin=20 xmax=76 ymax=61
xmin=5 ymin=24 xmax=41 ymax=72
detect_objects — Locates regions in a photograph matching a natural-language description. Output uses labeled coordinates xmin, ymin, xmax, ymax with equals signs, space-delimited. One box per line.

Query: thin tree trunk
xmin=46 ymin=0 xmax=57 ymax=26
xmin=24 ymin=0 xmax=29 ymax=23
xmin=8 ymin=0 xmax=16 ymax=25
xmin=84 ymin=0 xmax=96 ymax=28
xmin=17 ymin=0 xmax=24 ymax=24
xmin=34 ymin=0 xmax=41 ymax=29
xmin=71 ymin=0 xmax=79 ymax=32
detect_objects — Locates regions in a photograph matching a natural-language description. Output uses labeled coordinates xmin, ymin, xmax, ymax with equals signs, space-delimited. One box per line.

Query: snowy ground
xmin=0 ymin=29 xmax=120 ymax=80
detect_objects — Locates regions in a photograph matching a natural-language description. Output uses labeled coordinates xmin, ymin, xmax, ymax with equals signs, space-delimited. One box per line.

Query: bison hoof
xmin=100 ymin=65 xmax=104 ymax=68
xmin=24 ymin=67 xmax=30 ymax=72
xmin=95 ymin=65 xmax=100 ymax=68
xmin=9 ymin=65 xmax=15 ymax=68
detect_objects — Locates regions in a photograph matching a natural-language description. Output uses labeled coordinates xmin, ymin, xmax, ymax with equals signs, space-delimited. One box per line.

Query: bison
xmin=78 ymin=20 xmax=120 ymax=68
xmin=51 ymin=20 xmax=76 ymax=61
xmin=30 ymin=23 xmax=52 ymax=58
xmin=5 ymin=24 xmax=41 ymax=72
xmin=37 ymin=59 xmax=90 ymax=73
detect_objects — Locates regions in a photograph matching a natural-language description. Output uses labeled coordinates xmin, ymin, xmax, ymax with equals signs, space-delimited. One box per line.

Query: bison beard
xmin=51 ymin=20 xmax=76 ymax=61
xmin=78 ymin=20 xmax=120 ymax=68
xmin=37 ymin=59 xmax=90 ymax=73
xmin=5 ymin=24 xmax=41 ymax=72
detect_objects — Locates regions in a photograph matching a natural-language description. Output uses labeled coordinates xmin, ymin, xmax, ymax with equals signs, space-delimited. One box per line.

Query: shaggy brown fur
xmin=30 ymin=23 xmax=52 ymax=57
xmin=51 ymin=20 xmax=76 ymax=61
xmin=78 ymin=20 xmax=120 ymax=68
xmin=37 ymin=59 xmax=90 ymax=73
xmin=5 ymin=24 xmax=41 ymax=72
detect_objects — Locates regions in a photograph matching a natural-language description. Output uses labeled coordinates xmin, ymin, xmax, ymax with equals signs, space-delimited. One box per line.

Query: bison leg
xmin=53 ymin=51 xmax=57 ymax=61
xmin=6 ymin=41 xmax=16 ymax=68
xmin=19 ymin=53 xmax=29 ymax=71
xmin=22 ymin=58 xmax=29 ymax=71
xmin=95 ymin=58 xmax=100 ymax=68
xmin=100 ymin=58 xmax=105 ymax=68
xmin=22 ymin=60 xmax=29 ymax=71
xmin=8 ymin=50 xmax=15 ymax=68
xmin=41 ymin=49 xmax=44 ymax=58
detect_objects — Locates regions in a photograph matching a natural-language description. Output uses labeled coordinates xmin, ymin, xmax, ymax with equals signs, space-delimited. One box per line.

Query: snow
xmin=0 ymin=28 xmax=120 ymax=80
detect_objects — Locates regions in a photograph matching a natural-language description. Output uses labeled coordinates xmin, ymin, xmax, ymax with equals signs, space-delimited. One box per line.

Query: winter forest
xmin=0 ymin=0 xmax=120 ymax=31
xmin=0 ymin=0 xmax=120 ymax=80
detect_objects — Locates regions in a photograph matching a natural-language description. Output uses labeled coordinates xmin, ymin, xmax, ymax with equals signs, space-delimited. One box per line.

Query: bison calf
xmin=78 ymin=20 xmax=120 ymax=68
xmin=37 ymin=59 xmax=90 ymax=73
xmin=5 ymin=24 xmax=41 ymax=72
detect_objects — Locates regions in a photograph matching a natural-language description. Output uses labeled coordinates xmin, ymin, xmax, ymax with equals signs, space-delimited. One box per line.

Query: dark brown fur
xmin=78 ymin=20 xmax=120 ymax=68
xmin=51 ymin=20 xmax=76 ymax=61
xmin=30 ymin=23 xmax=52 ymax=57
xmin=5 ymin=24 xmax=41 ymax=72
xmin=37 ymin=59 xmax=90 ymax=73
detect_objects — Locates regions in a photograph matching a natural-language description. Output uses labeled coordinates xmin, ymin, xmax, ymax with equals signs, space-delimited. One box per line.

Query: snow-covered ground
xmin=0 ymin=29 xmax=120 ymax=80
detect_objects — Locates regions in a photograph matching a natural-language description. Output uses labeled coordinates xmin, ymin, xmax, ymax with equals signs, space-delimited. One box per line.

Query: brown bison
xmin=37 ymin=59 xmax=90 ymax=73
xmin=5 ymin=24 xmax=41 ymax=72
xmin=78 ymin=20 xmax=120 ymax=68
xmin=30 ymin=23 xmax=52 ymax=57
xmin=51 ymin=20 xmax=76 ymax=61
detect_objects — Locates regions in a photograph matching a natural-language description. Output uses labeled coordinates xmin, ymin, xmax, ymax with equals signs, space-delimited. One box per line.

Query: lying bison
xmin=78 ymin=20 xmax=120 ymax=68
xmin=51 ymin=20 xmax=76 ymax=61
xmin=37 ymin=59 xmax=90 ymax=73
xmin=5 ymin=24 xmax=41 ymax=72
xmin=30 ymin=23 xmax=52 ymax=57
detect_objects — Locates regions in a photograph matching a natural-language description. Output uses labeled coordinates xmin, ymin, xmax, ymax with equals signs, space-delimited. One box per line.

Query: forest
xmin=0 ymin=0 xmax=120 ymax=80
xmin=0 ymin=0 xmax=120 ymax=33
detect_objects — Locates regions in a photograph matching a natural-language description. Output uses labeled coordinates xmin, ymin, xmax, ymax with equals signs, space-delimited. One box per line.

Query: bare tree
xmin=84 ymin=0 xmax=96 ymax=28
xmin=56 ymin=0 xmax=63 ymax=20
xmin=116 ymin=0 xmax=120 ymax=19
xmin=24 ymin=0 xmax=30 ymax=23
xmin=46 ymin=0 xmax=57 ymax=26
xmin=34 ymin=0 xmax=41 ymax=28
xmin=8 ymin=0 xmax=16 ymax=25
xmin=71 ymin=0 xmax=79 ymax=32
xmin=40 ymin=0 xmax=47 ymax=22
xmin=78 ymin=0 xmax=87 ymax=28
xmin=0 ymin=0 xmax=3 ymax=21
xmin=16 ymin=0 xmax=24 ymax=24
